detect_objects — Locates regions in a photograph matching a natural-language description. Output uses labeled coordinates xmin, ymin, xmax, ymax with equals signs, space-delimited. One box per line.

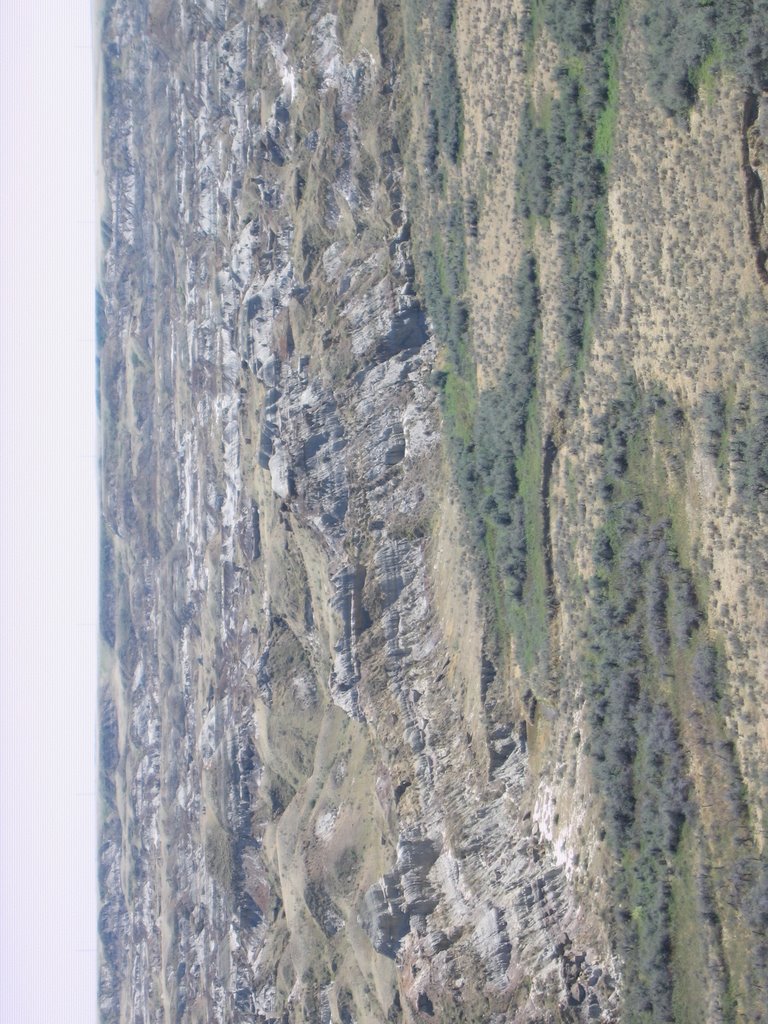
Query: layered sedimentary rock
xmin=98 ymin=1 xmax=768 ymax=1022
xmin=98 ymin=3 xmax=615 ymax=1021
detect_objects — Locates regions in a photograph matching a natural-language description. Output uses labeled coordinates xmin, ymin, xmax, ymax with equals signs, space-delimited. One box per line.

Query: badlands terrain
xmin=98 ymin=0 xmax=768 ymax=1020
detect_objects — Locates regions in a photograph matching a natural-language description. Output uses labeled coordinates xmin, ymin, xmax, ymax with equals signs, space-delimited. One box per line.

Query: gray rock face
xmin=97 ymin=2 xmax=618 ymax=1023
xmin=359 ymin=880 xmax=409 ymax=959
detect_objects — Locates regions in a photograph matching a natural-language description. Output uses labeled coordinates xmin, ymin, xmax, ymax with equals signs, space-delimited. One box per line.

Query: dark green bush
xmin=642 ymin=0 xmax=768 ymax=116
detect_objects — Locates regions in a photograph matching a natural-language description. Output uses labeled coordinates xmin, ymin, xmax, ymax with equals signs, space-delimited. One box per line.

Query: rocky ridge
xmin=98 ymin=1 xmax=619 ymax=1022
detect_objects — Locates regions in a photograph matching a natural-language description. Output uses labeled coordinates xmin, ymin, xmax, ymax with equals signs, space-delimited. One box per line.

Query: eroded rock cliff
xmin=98 ymin=1 xmax=768 ymax=1022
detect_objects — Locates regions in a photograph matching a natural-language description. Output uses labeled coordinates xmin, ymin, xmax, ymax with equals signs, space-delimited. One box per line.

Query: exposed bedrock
xmin=97 ymin=2 xmax=624 ymax=1023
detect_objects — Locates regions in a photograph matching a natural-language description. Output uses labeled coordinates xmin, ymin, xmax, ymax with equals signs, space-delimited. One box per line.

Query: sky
xmin=0 ymin=2 xmax=98 ymax=1021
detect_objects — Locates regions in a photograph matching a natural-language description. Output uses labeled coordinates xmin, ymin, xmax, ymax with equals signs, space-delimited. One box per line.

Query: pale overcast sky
xmin=1 ymin=2 xmax=98 ymax=1021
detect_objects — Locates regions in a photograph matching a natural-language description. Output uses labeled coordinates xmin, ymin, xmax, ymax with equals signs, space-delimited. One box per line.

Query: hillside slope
xmin=97 ymin=1 xmax=768 ymax=1021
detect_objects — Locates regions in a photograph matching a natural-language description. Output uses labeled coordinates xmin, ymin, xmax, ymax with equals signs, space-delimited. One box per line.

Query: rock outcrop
xmin=98 ymin=2 xmax=618 ymax=1021
xmin=98 ymin=1 xmax=768 ymax=1022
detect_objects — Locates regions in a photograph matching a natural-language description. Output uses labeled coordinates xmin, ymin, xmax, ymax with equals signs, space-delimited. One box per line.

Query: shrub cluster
xmin=427 ymin=252 xmax=542 ymax=646
xmin=643 ymin=0 xmax=768 ymax=116
xmin=403 ymin=0 xmax=462 ymax=170
xmin=731 ymin=325 xmax=768 ymax=503
xmin=585 ymin=382 xmax=698 ymax=1018
xmin=515 ymin=0 xmax=623 ymax=395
